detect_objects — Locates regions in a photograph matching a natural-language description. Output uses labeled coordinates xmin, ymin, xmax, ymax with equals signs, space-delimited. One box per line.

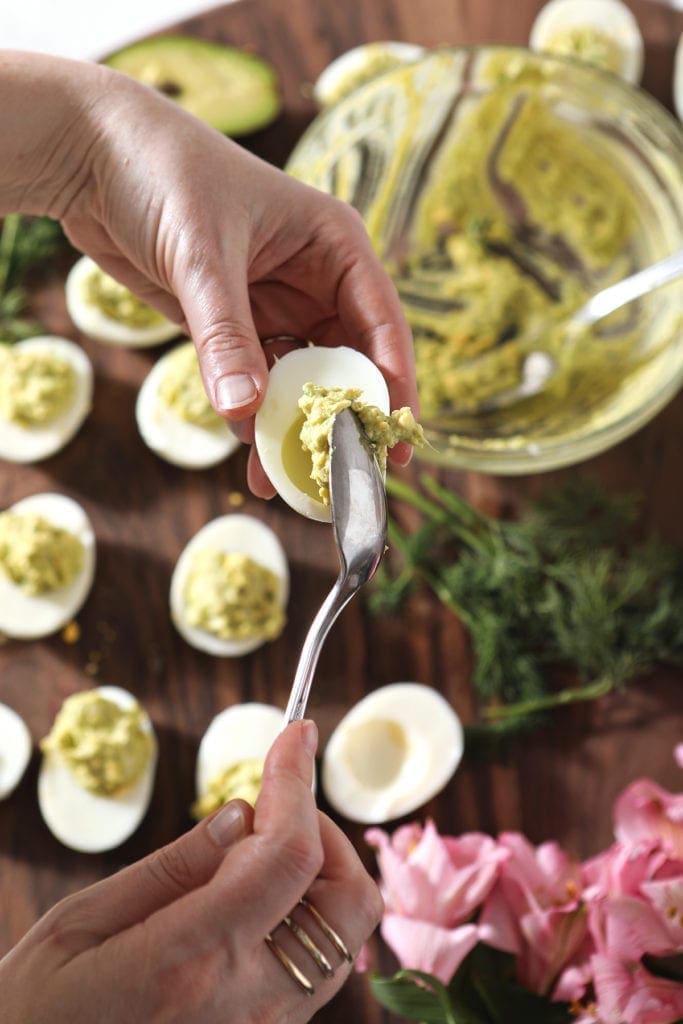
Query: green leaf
xmin=370 ymin=970 xmax=459 ymax=1023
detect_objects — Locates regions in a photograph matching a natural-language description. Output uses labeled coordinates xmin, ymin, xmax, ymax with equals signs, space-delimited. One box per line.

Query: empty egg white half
xmin=322 ymin=682 xmax=464 ymax=824
xmin=136 ymin=342 xmax=240 ymax=469
xmin=170 ymin=513 xmax=289 ymax=657
xmin=529 ymin=0 xmax=644 ymax=84
xmin=196 ymin=702 xmax=283 ymax=808
xmin=0 ymin=336 xmax=93 ymax=464
xmin=0 ymin=702 xmax=32 ymax=799
xmin=65 ymin=255 xmax=180 ymax=347
xmin=254 ymin=345 xmax=389 ymax=522
xmin=314 ymin=41 xmax=426 ymax=106
xmin=0 ymin=492 xmax=96 ymax=640
xmin=38 ymin=685 xmax=157 ymax=853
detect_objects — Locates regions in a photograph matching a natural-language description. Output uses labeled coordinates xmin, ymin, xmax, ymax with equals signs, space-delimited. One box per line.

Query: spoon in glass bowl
xmin=283 ymin=408 xmax=387 ymax=725
xmin=476 ymin=247 xmax=683 ymax=413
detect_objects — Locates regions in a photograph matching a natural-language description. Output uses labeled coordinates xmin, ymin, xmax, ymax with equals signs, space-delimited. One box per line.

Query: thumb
xmin=178 ymin=270 xmax=268 ymax=422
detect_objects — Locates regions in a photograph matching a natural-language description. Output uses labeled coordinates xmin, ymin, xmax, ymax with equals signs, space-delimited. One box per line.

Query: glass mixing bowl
xmin=287 ymin=47 xmax=683 ymax=474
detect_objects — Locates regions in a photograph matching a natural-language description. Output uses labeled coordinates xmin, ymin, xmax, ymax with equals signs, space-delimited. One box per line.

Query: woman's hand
xmin=0 ymin=721 xmax=383 ymax=1023
xmin=0 ymin=52 xmax=418 ymax=496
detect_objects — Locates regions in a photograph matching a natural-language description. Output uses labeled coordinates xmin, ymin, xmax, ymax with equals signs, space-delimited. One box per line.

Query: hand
xmin=0 ymin=721 xmax=382 ymax=1023
xmin=0 ymin=52 xmax=418 ymax=496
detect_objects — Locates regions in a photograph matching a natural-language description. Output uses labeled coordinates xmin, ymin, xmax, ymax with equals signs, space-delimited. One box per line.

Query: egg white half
xmin=0 ymin=702 xmax=32 ymax=799
xmin=314 ymin=42 xmax=426 ymax=106
xmin=196 ymin=702 xmax=283 ymax=801
xmin=170 ymin=513 xmax=289 ymax=657
xmin=136 ymin=343 xmax=241 ymax=469
xmin=254 ymin=345 xmax=390 ymax=522
xmin=38 ymin=685 xmax=157 ymax=853
xmin=0 ymin=336 xmax=93 ymax=464
xmin=322 ymin=682 xmax=464 ymax=824
xmin=65 ymin=256 xmax=180 ymax=347
xmin=0 ymin=492 xmax=96 ymax=640
xmin=529 ymin=0 xmax=644 ymax=84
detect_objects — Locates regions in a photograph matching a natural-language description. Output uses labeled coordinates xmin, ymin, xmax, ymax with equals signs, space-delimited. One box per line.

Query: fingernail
xmin=215 ymin=374 xmax=258 ymax=412
xmin=301 ymin=720 xmax=318 ymax=758
xmin=207 ymin=801 xmax=246 ymax=847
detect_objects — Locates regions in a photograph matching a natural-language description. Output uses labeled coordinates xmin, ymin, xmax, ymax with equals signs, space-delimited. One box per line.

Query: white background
xmin=0 ymin=1 xmax=233 ymax=61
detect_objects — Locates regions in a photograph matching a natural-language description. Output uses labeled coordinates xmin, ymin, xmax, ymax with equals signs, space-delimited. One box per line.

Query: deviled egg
xmin=254 ymin=345 xmax=422 ymax=522
xmin=0 ymin=492 xmax=95 ymax=640
xmin=38 ymin=686 xmax=157 ymax=853
xmin=675 ymin=33 xmax=683 ymax=122
xmin=136 ymin=340 xmax=240 ymax=468
xmin=0 ymin=336 xmax=93 ymax=463
xmin=65 ymin=255 xmax=180 ymax=347
xmin=192 ymin=702 xmax=284 ymax=818
xmin=314 ymin=41 xmax=426 ymax=107
xmin=530 ymin=0 xmax=644 ymax=84
xmin=322 ymin=683 xmax=464 ymax=824
xmin=170 ymin=513 xmax=289 ymax=657
xmin=0 ymin=702 xmax=32 ymax=799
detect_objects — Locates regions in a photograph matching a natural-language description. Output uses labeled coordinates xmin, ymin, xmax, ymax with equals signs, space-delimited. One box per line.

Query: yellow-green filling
xmin=297 ymin=383 xmax=425 ymax=505
xmin=41 ymin=691 xmax=153 ymax=796
xmin=0 ymin=345 xmax=75 ymax=426
xmin=0 ymin=512 xmax=83 ymax=595
xmin=543 ymin=26 xmax=623 ymax=74
xmin=321 ymin=45 xmax=414 ymax=106
xmin=192 ymin=758 xmax=264 ymax=818
xmin=83 ymin=266 xmax=166 ymax=327
xmin=183 ymin=549 xmax=285 ymax=641
xmin=157 ymin=341 xmax=223 ymax=429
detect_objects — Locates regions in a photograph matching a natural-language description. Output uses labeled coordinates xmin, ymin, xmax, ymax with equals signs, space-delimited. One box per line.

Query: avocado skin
xmin=104 ymin=35 xmax=281 ymax=137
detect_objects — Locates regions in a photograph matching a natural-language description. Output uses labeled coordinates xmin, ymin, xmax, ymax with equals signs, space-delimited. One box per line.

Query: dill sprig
xmin=371 ymin=476 xmax=683 ymax=732
xmin=0 ymin=214 xmax=71 ymax=342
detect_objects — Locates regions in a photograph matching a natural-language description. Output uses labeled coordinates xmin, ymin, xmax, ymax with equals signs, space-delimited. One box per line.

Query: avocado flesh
xmin=105 ymin=36 xmax=281 ymax=137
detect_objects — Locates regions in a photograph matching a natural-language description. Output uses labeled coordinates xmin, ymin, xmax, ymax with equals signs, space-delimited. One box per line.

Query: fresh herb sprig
xmin=371 ymin=475 xmax=683 ymax=732
xmin=0 ymin=214 xmax=70 ymax=342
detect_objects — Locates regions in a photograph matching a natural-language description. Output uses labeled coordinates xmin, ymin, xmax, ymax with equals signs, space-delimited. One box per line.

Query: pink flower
xmin=615 ymin=780 xmax=683 ymax=858
xmin=478 ymin=832 xmax=588 ymax=996
xmin=591 ymin=953 xmax=683 ymax=1024
xmin=364 ymin=819 xmax=506 ymax=983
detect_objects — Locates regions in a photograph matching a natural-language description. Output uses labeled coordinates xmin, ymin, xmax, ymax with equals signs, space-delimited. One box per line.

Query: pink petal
xmin=601 ymin=896 xmax=674 ymax=961
xmin=674 ymin=744 xmax=683 ymax=770
xmin=640 ymin=876 xmax=683 ymax=947
xmin=478 ymin=882 xmax=521 ymax=954
xmin=380 ymin=914 xmax=479 ymax=985
xmin=615 ymin=781 xmax=683 ymax=857
xmin=593 ymin=954 xmax=683 ymax=1024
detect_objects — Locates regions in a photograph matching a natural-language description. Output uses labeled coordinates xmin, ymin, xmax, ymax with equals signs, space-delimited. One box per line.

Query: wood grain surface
xmin=2 ymin=1 xmax=683 ymax=1021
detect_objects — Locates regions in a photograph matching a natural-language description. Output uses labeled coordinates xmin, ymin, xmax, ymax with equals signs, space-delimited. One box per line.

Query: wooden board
xmin=2 ymin=2 xmax=683 ymax=1020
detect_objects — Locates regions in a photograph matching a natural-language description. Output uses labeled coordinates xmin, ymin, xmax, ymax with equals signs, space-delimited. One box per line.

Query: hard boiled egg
xmin=170 ymin=512 xmax=289 ymax=657
xmin=530 ymin=0 xmax=644 ymax=84
xmin=254 ymin=345 xmax=389 ymax=522
xmin=136 ymin=340 xmax=240 ymax=468
xmin=314 ymin=42 xmax=426 ymax=107
xmin=0 ymin=492 xmax=95 ymax=640
xmin=194 ymin=702 xmax=284 ymax=817
xmin=675 ymin=33 xmax=683 ymax=122
xmin=38 ymin=686 xmax=157 ymax=853
xmin=0 ymin=703 xmax=32 ymax=799
xmin=322 ymin=682 xmax=464 ymax=824
xmin=65 ymin=255 xmax=180 ymax=347
xmin=0 ymin=336 xmax=93 ymax=463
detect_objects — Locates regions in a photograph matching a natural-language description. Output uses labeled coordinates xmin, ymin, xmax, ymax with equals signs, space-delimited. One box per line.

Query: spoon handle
xmin=575 ymin=248 xmax=683 ymax=328
xmin=282 ymin=575 xmax=355 ymax=726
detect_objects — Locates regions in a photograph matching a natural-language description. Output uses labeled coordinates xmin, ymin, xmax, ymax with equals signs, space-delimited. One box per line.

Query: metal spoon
xmin=477 ymin=247 xmax=683 ymax=412
xmin=282 ymin=408 xmax=387 ymax=725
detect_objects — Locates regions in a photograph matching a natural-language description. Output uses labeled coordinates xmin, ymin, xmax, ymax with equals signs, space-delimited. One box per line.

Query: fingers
xmin=175 ymin=259 xmax=269 ymax=424
xmin=146 ymin=722 xmax=322 ymax=958
xmin=37 ymin=801 xmax=254 ymax=950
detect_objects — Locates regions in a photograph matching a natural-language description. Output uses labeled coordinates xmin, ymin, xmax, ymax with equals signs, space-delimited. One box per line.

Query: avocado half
xmin=104 ymin=36 xmax=281 ymax=137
